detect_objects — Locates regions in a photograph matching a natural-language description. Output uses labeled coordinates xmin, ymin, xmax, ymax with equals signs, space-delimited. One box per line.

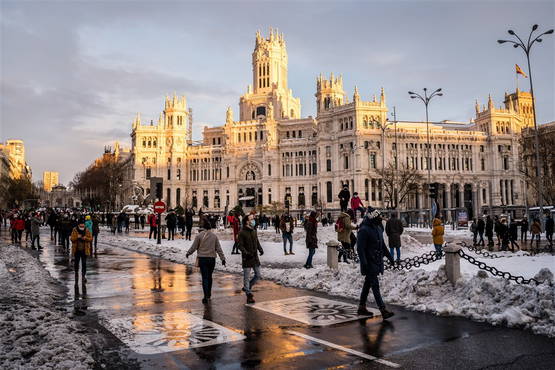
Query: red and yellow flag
xmin=515 ymin=64 xmax=528 ymax=78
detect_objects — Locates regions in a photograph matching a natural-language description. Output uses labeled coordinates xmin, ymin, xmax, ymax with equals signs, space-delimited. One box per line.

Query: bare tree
xmin=377 ymin=162 xmax=424 ymax=209
xmin=519 ymin=129 xmax=555 ymax=206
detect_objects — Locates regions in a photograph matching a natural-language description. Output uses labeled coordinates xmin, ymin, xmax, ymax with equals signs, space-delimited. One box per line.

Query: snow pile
xmin=100 ymin=228 xmax=555 ymax=337
xmin=0 ymin=245 xmax=94 ymax=370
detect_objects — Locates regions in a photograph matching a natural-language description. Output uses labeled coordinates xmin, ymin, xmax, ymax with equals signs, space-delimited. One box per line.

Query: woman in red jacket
xmin=12 ymin=214 xmax=25 ymax=243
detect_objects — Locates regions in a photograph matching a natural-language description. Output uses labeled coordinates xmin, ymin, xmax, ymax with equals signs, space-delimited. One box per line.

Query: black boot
xmin=380 ymin=308 xmax=395 ymax=320
xmin=246 ymin=293 xmax=255 ymax=304
xmin=357 ymin=305 xmax=374 ymax=317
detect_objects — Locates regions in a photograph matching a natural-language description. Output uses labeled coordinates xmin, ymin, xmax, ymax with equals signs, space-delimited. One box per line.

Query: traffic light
xmin=429 ymin=183 xmax=438 ymax=199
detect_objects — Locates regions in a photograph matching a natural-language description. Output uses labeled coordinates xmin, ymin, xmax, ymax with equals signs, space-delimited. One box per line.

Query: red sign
xmin=154 ymin=201 xmax=166 ymax=214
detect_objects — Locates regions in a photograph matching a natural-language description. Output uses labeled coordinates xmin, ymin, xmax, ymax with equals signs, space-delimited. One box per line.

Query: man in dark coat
xmin=185 ymin=208 xmax=194 ymax=241
xmin=508 ymin=219 xmax=519 ymax=252
xmin=385 ymin=213 xmax=404 ymax=263
xmin=166 ymin=210 xmax=177 ymax=240
xmin=520 ymin=218 xmax=529 ymax=242
xmin=338 ymin=184 xmax=351 ymax=213
xmin=356 ymin=207 xmax=395 ymax=320
xmin=237 ymin=214 xmax=264 ymax=304
xmin=485 ymin=215 xmax=494 ymax=249
xmin=303 ymin=211 xmax=318 ymax=269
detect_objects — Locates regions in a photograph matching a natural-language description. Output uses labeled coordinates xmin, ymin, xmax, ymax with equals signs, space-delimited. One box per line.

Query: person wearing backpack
xmin=336 ymin=211 xmax=353 ymax=263
xmin=186 ymin=218 xmax=226 ymax=304
xmin=70 ymin=220 xmax=93 ymax=285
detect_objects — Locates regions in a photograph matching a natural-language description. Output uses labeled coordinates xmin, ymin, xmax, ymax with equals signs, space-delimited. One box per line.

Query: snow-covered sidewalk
xmin=0 ymin=245 xmax=94 ymax=370
xmin=100 ymin=227 xmax=555 ymax=338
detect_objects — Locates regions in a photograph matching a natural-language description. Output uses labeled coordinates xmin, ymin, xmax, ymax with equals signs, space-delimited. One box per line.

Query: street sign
xmin=154 ymin=201 xmax=166 ymax=214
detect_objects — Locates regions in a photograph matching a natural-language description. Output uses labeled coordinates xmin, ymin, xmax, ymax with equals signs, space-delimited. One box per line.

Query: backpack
xmin=335 ymin=217 xmax=345 ymax=233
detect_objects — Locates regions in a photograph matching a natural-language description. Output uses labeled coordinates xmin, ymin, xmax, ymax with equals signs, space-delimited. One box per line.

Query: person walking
xmin=70 ymin=220 xmax=93 ymax=285
xmin=545 ymin=214 xmax=554 ymax=250
xmin=350 ymin=192 xmax=365 ymax=222
xmin=498 ymin=218 xmax=510 ymax=252
xmin=304 ymin=211 xmax=318 ymax=269
xmin=477 ymin=217 xmax=485 ymax=247
xmin=166 ymin=210 xmax=177 ymax=240
xmin=148 ymin=212 xmax=158 ymax=239
xmin=237 ymin=214 xmax=264 ymax=304
xmin=431 ymin=217 xmax=444 ymax=257
xmin=508 ymin=218 xmax=520 ymax=252
xmin=385 ymin=213 xmax=404 ymax=264
xmin=494 ymin=216 xmax=502 ymax=247
xmin=530 ymin=218 xmax=542 ymax=250
xmin=230 ymin=212 xmax=241 ymax=254
xmin=485 ymin=215 xmax=494 ymax=250
xmin=273 ymin=214 xmax=281 ymax=234
xmin=280 ymin=212 xmax=294 ymax=255
xmin=470 ymin=218 xmax=478 ymax=246
xmin=84 ymin=215 xmax=93 ymax=235
xmin=47 ymin=211 xmax=58 ymax=240
xmin=186 ymin=218 xmax=226 ymax=304
xmin=336 ymin=210 xmax=354 ymax=263
xmin=338 ymin=184 xmax=351 ymax=213
xmin=520 ymin=218 xmax=529 ymax=243
xmin=14 ymin=214 xmax=25 ymax=243
xmin=185 ymin=207 xmax=194 ymax=241
xmin=140 ymin=214 xmax=146 ymax=230
xmin=59 ymin=214 xmax=72 ymax=251
xmin=356 ymin=207 xmax=395 ymax=319
xmin=30 ymin=212 xmax=42 ymax=249
xmin=92 ymin=214 xmax=100 ymax=256
xmin=177 ymin=213 xmax=185 ymax=236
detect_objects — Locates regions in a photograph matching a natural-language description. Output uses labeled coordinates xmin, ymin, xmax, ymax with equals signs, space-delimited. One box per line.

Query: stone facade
xmin=42 ymin=171 xmax=59 ymax=192
xmin=130 ymin=30 xmax=531 ymax=219
xmin=0 ymin=139 xmax=32 ymax=180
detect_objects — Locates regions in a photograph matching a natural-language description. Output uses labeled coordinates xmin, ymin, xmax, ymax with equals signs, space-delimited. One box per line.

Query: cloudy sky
xmin=1 ymin=0 xmax=553 ymax=184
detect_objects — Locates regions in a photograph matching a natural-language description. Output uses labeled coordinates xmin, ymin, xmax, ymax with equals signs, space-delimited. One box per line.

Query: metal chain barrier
xmin=460 ymin=240 xmax=553 ymax=258
xmin=457 ymin=248 xmax=540 ymax=285
xmin=384 ymin=250 xmax=442 ymax=271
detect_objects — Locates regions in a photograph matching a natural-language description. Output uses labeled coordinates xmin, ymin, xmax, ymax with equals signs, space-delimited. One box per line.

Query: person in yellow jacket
xmin=431 ymin=217 xmax=445 ymax=257
xmin=70 ymin=220 xmax=93 ymax=284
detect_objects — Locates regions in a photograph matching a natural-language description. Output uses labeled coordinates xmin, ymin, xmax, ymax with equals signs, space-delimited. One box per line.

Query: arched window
xmin=256 ymin=106 xmax=266 ymax=117
xmin=290 ymin=109 xmax=295 ymax=118
xmin=246 ymin=170 xmax=256 ymax=181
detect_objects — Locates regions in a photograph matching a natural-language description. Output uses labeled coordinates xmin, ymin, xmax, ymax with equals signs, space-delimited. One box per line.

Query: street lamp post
xmin=390 ymin=106 xmax=399 ymax=213
xmin=498 ymin=24 xmax=553 ymax=222
xmin=408 ymin=88 xmax=443 ymax=226
xmin=378 ymin=120 xmax=393 ymax=210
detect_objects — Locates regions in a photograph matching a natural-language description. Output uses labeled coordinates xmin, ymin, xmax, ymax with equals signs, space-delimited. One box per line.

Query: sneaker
xmin=289 ymin=251 xmax=295 ymax=255
xmin=284 ymin=252 xmax=289 ymax=255
xmin=246 ymin=293 xmax=255 ymax=304
xmin=357 ymin=305 xmax=374 ymax=317
xmin=380 ymin=308 xmax=394 ymax=320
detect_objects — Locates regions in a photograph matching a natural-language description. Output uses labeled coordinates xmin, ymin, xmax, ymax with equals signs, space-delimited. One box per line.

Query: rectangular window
xmin=344 ymin=156 xmax=349 ymax=169
xmin=146 ymin=168 xmax=151 ymax=179
xmin=326 ymin=159 xmax=332 ymax=172
xmin=167 ymin=169 xmax=171 ymax=180
xmin=370 ymin=153 xmax=376 ymax=169
xmin=268 ymin=164 xmax=272 ymax=176
xmin=326 ymin=182 xmax=333 ymax=202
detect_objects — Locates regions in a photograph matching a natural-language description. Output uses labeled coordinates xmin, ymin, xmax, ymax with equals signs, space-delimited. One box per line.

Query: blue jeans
xmin=434 ymin=243 xmax=443 ymax=256
xmin=283 ymin=232 xmax=293 ymax=253
xmin=305 ymin=248 xmax=316 ymax=267
xmin=389 ymin=247 xmax=400 ymax=261
xmin=243 ymin=266 xmax=261 ymax=294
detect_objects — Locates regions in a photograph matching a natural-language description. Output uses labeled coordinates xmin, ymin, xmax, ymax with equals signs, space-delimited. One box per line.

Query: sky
xmin=1 ymin=0 xmax=554 ymax=185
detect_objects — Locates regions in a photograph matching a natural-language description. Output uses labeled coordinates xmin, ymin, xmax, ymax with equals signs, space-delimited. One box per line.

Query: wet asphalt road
xmin=8 ymin=230 xmax=555 ymax=369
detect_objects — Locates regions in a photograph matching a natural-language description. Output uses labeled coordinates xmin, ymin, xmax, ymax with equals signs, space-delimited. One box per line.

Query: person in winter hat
xmin=356 ymin=206 xmax=395 ymax=320
xmin=70 ymin=220 xmax=93 ymax=285
xmin=304 ymin=211 xmax=318 ymax=269
xmin=237 ymin=214 xmax=264 ymax=304
xmin=431 ymin=217 xmax=444 ymax=257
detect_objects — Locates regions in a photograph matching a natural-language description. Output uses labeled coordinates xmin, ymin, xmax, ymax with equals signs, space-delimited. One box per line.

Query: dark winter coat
xmin=485 ymin=218 xmax=494 ymax=237
xmin=185 ymin=210 xmax=194 ymax=227
xmin=356 ymin=217 xmax=394 ymax=276
xmin=477 ymin=219 xmax=485 ymax=233
xmin=520 ymin=219 xmax=529 ymax=233
xmin=338 ymin=188 xmax=350 ymax=204
xmin=385 ymin=217 xmax=404 ymax=249
xmin=304 ymin=217 xmax=318 ymax=249
xmin=546 ymin=218 xmax=554 ymax=234
xmin=237 ymin=226 xmax=264 ymax=268
xmin=166 ymin=213 xmax=177 ymax=228
xmin=280 ymin=216 xmax=294 ymax=234
xmin=31 ymin=217 xmax=41 ymax=236
xmin=509 ymin=222 xmax=518 ymax=240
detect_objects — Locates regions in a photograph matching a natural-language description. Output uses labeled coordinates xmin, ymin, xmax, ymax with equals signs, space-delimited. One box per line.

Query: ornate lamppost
xmin=408 ymin=88 xmax=443 ymax=226
xmin=498 ymin=24 xmax=553 ymax=221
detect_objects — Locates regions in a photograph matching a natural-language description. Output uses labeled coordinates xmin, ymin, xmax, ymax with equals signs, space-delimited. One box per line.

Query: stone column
xmin=443 ymin=244 xmax=461 ymax=284
xmin=326 ymin=240 xmax=340 ymax=269
xmin=445 ymin=182 xmax=452 ymax=222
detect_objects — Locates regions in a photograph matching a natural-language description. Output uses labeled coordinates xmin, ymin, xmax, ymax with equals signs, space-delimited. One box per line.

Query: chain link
xmin=457 ymin=248 xmax=540 ymax=285
xmin=384 ymin=250 xmax=442 ymax=271
xmin=459 ymin=240 xmax=553 ymax=258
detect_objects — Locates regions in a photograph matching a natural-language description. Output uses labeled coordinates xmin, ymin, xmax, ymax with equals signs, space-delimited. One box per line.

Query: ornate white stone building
xmin=130 ymin=29 xmax=532 ymax=220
